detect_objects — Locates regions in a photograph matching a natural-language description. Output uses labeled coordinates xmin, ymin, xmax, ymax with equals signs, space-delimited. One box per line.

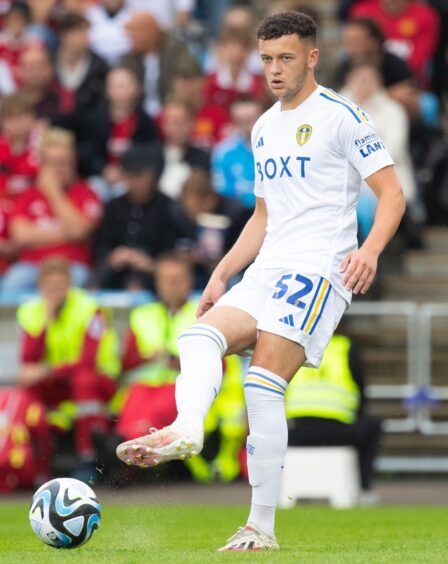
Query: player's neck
xmin=280 ymin=78 xmax=318 ymax=111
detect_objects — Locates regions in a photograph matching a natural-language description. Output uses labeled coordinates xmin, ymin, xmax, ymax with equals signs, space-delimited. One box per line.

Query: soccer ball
xmin=29 ymin=477 xmax=101 ymax=549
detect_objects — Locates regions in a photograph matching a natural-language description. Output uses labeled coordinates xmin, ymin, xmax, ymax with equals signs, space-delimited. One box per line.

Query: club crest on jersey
xmin=296 ymin=124 xmax=312 ymax=146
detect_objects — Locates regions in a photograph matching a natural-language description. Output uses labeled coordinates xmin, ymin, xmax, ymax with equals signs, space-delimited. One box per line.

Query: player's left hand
xmin=340 ymin=246 xmax=378 ymax=295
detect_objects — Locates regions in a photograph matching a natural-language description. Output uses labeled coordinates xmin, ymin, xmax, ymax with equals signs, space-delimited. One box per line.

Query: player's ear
xmin=308 ymin=47 xmax=319 ymax=70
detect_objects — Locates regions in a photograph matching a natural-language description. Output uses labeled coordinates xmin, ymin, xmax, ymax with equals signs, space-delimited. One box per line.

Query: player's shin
xmin=244 ymin=366 xmax=288 ymax=538
xmin=173 ymin=323 xmax=228 ymax=434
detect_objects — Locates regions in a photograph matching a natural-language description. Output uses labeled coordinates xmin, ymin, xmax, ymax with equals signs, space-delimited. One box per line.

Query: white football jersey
xmin=251 ymin=84 xmax=394 ymax=302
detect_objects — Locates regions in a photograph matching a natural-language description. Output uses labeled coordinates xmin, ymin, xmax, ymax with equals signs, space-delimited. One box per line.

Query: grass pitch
xmin=1 ymin=503 xmax=447 ymax=563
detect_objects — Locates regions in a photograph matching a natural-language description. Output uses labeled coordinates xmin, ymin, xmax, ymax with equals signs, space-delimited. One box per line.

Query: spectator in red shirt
xmin=0 ymin=196 xmax=16 ymax=275
xmin=204 ymin=27 xmax=265 ymax=112
xmin=0 ymin=93 xmax=41 ymax=199
xmin=3 ymin=127 xmax=102 ymax=292
xmin=17 ymin=44 xmax=61 ymax=121
xmin=169 ymin=60 xmax=231 ymax=152
xmin=54 ymin=12 xmax=109 ymax=115
xmin=335 ymin=18 xmax=420 ymax=117
xmin=350 ymin=0 xmax=440 ymax=86
xmin=0 ymin=1 xmax=36 ymax=86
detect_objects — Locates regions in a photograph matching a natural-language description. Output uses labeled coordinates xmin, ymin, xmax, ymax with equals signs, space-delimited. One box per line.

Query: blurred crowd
xmin=2 ymin=0 xmax=442 ymax=490
xmin=0 ymin=0 xmax=444 ymax=294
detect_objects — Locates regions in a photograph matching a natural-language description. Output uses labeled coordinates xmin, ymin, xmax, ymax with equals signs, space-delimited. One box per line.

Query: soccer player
xmin=116 ymin=11 xmax=405 ymax=551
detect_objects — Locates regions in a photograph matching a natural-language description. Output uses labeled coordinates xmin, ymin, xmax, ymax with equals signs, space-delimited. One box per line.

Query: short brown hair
xmin=257 ymin=11 xmax=317 ymax=44
xmin=163 ymin=95 xmax=195 ymax=117
xmin=182 ymin=169 xmax=214 ymax=198
xmin=218 ymin=27 xmax=252 ymax=49
xmin=154 ymin=252 xmax=193 ymax=277
xmin=38 ymin=257 xmax=71 ymax=284
xmin=57 ymin=12 xmax=89 ymax=33
xmin=0 ymin=93 xmax=35 ymax=118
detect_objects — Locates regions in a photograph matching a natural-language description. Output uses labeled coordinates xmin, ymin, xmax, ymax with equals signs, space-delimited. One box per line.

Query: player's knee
xmin=177 ymin=323 xmax=227 ymax=357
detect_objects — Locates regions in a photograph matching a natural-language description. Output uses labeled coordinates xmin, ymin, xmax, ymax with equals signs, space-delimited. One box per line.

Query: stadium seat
xmin=279 ymin=446 xmax=360 ymax=509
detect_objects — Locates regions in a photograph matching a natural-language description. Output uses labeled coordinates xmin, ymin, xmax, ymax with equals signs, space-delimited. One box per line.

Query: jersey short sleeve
xmin=339 ymin=115 xmax=394 ymax=180
xmin=251 ymin=120 xmax=265 ymax=198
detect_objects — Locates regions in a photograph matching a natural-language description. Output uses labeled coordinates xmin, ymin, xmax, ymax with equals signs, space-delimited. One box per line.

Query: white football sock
xmin=173 ymin=323 xmax=227 ymax=434
xmin=244 ymin=366 xmax=288 ymax=537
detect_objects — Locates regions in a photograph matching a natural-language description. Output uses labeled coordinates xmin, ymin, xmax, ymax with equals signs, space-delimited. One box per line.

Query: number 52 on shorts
xmin=271 ymin=273 xmax=332 ymax=335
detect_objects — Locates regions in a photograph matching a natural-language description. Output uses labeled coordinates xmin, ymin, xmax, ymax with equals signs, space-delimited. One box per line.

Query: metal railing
xmin=347 ymin=301 xmax=420 ymax=433
xmin=417 ymin=304 xmax=448 ymax=435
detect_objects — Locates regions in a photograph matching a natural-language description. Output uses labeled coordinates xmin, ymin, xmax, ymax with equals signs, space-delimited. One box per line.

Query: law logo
xmin=296 ymin=124 xmax=312 ymax=146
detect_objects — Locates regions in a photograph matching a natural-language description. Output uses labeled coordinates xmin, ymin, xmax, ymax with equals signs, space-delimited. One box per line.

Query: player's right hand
xmin=196 ymin=277 xmax=227 ymax=319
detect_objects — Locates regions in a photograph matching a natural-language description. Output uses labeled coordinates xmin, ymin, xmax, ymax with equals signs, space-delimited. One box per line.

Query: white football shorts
xmin=215 ymin=265 xmax=348 ymax=368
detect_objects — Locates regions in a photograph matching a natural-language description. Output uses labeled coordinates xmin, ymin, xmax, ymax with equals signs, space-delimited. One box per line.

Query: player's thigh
xmin=198 ymin=266 xmax=273 ymax=356
xmin=199 ymin=305 xmax=257 ymax=356
xmin=255 ymin=272 xmax=348 ymax=377
xmin=251 ymin=331 xmax=306 ymax=382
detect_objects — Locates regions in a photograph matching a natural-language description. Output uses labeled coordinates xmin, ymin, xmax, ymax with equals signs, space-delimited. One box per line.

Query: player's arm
xmin=341 ymin=165 xmax=405 ymax=295
xmin=197 ymin=197 xmax=267 ymax=317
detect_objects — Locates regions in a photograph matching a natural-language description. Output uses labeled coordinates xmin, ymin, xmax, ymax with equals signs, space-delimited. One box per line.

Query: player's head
xmin=38 ymin=257 xmax=72 ymax=307
xmin=154 ymin=253 xmax=193 ymax=308
xmin=257 ymin=11 xmax=317 ymax=56
xmin=257 ymin=11 xmax=318 ymax=104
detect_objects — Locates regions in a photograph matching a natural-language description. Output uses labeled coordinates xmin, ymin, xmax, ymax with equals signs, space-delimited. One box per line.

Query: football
xmin=29 ymin=478 xmax=101 ymax=549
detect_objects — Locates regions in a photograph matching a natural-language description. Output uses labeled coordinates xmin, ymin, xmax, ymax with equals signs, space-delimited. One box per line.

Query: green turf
xmin=1 ymin=503 xmax=447 ymax=563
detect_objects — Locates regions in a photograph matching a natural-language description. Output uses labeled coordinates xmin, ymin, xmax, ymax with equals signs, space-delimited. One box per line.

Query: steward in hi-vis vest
xmin=16 ymin=258 xmax=120 ymax=480
xmin=115 ymin=253 xmax=246 ymax=482
xmin=286 ymin=334 xmax=360 ymax=424
xmin=286 ymin=332 xmax=382 ymax=493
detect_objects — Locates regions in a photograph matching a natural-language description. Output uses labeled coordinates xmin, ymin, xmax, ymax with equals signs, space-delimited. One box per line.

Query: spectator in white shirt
xmin=86 ymin=0 xmax=133 ymax=65
xmin=128 ymin=0 xmax=196 ymax=31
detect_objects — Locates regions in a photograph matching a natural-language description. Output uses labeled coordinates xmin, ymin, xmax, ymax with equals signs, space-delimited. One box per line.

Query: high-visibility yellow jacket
xmin=127 ymin=300 xmax=198 ymax=386
xmin=17 ymin=288 xmax=120 ymax=378
xmin=285 ymin=334 xmax=360 ymax=424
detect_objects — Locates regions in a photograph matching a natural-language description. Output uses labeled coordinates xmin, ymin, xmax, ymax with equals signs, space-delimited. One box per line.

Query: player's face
xmin=259 ymin=34 xmax=318 ymax=105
